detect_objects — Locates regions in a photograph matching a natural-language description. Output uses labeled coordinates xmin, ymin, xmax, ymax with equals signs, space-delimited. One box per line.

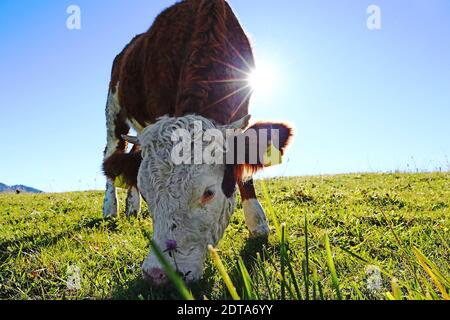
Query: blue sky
xmin=0 ymin=0 xmax=449 ymax=192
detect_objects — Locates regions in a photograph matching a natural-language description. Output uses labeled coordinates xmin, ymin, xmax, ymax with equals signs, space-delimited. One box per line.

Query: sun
xmin=247 ymin=61 xmax=279 ymax=95
xmin=202 ymin=56 xmax=280 ymax=111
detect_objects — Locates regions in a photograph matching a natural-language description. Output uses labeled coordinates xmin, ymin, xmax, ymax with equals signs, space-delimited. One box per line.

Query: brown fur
xmin=238 ymin=179 xmax=257 ymax=201
xmin=111 ymin=0 xmax=254 ymax=128
xmin=231 ymin=122 xmax=294 ymax=181
xmin=103 ymin=151 xmax=142 ymax=187
xmin=221 ymin=165 xmax=237 ymax=198
xmin=223 ymin=123 xmax=293 ymax=201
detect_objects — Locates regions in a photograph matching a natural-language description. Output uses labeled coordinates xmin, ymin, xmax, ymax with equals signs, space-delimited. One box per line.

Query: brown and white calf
xmin=102 ymin=0 xmax=293 ymax=284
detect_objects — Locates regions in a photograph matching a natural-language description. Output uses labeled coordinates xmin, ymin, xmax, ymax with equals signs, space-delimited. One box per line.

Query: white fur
xmin=126 ymin=186 xmax=141 ymax=216
xmin=137 ymin=115 xmax=236 ymax=282
xmin=102 ymin=86 xmax=121 ymax=218
xmin=242 ymin=199 xmax=270 ymax=237
xmin=104 ymin=86 xmax=121 ymax=158
xmin=103 ymin=179 xmax=118 ymax=218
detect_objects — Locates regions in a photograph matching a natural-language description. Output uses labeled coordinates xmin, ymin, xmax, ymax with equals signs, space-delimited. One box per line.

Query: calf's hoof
xmin=102 ymin=203 xmax=118 ymax=219
xmin=143 ymin=267 xmax=168 ymax=286
xmin=249 ymin=224 xmax=270 ymax=239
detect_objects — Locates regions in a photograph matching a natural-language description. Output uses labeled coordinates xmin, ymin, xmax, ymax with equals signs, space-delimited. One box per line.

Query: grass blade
xmin=412 ymin=246 xmax=450 ymax=300
xmin=312 ymin=267 xmax=319 ymax=300
xmin=280 ymin=223 xmax=287 ymax=300
xmin=317 ymin=275 xmax=325 ymax=300
xmin=208 ymin=245 xmax=240 ymax=300
xmin=391 ymin=278 xmax=403 ymax=300
xmin=379 ymin=210 xmax=423 ymax=291
xmin=412 ymin=246 xmax=450 ymax=288
xmin=257 ymin=252 xmax=274 ymax=300
xmin=150 ymin=240 xmax=194 ymax=300
xmin=238 ymin=257 xmax=254 ymax=300
xmin=287 ymin=255 xmax=302 ymax=300
xmin=324 ymin=233 xmax=342 ymax=300
xmin=261 ymin=180 xmax=281 ymax=239
xmin=385 ymin=292 xmax=396 ymax=300
xmin=304 ymin=213 xmax=310 ymax=300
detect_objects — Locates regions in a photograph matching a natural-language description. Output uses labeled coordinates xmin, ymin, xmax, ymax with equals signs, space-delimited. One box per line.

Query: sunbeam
xmin=247 ymin=61 xmax=279 ymax=95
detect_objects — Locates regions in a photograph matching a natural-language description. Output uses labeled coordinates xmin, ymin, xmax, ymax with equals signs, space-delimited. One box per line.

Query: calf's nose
xmin=143 ymin=267 xmax=168 ymax=286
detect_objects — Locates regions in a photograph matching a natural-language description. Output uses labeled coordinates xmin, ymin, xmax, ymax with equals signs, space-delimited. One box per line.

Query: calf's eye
xmin=200 ymin=188 xmax=216 ymax=204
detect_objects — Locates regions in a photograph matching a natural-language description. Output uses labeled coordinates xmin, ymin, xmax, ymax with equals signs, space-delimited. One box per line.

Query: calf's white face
xmin=141 ymin=163 xmax=234 ymax=283
xmin=135 ymin=115 xmax=241 ymax=283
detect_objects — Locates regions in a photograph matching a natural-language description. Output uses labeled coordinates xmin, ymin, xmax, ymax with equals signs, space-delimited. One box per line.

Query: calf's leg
xmin=125 ymin=145 xmax=142 ymax=217
xmin=238 ymin=179 xmax=270 ymax=238
xmin=102 ymin=87 xmax=129 ymax=218
xmin=125 ymin=186 xmax=141 ymax=217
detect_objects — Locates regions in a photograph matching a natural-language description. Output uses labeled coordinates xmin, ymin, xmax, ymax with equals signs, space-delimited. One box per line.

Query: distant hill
xmin=0 ymin=183 xmax=43 ymax=194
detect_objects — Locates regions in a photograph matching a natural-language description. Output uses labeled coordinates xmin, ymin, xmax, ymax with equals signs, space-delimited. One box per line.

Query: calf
xmin=102 ymin=0 xmax=292 ymax=283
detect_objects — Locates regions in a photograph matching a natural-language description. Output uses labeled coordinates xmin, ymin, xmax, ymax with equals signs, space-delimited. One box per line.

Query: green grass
xmin=0 ymin=172 xmax=449 ymax=300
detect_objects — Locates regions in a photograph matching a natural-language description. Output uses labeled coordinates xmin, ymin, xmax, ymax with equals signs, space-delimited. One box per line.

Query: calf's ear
xmin=103 ymin=151 xmax=142 ymax=188
xmin=230 ymin=122 xmax=294 ymax=181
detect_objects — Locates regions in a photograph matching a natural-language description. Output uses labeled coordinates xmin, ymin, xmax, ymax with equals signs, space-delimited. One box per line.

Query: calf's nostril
xmin=143 ymin=267 xmax=168 ymax=286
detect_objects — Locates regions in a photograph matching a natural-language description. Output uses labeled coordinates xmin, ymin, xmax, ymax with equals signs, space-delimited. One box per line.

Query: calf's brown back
xmin=111 ymin=0 xmax=255 ymax=128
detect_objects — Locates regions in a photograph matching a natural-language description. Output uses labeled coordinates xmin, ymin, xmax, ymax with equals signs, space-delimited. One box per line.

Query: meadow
xmin=0 ymin=172 xmax=449 ymax=300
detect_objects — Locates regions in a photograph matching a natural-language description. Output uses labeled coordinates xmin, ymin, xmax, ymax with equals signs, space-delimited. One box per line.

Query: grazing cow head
xmin=123 ymin=115 xmax=292 ymax=284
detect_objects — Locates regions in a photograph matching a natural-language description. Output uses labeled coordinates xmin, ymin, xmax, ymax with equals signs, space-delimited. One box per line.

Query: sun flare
xmin=247 ymin=61 xmax=279 ymax=94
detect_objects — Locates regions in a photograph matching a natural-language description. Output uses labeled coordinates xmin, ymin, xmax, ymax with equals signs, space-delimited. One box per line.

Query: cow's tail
xmin=176 ymin=0 xmax=246 ymax=116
